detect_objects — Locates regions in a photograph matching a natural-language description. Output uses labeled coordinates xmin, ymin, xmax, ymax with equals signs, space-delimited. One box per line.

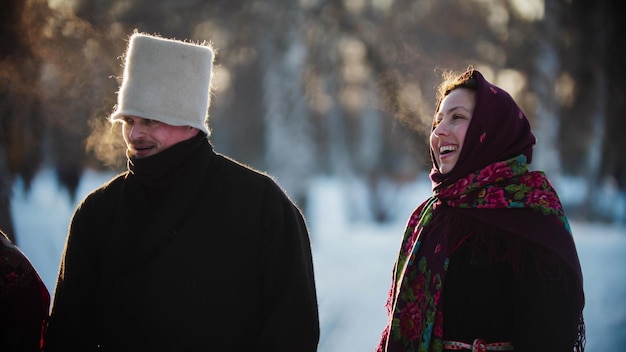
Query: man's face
xmin=121 ymin=116 xmax=199 ymax=158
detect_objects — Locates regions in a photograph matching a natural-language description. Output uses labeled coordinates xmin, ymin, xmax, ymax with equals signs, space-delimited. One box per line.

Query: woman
xmin=377 ymin=69 xmax=585 ymax=351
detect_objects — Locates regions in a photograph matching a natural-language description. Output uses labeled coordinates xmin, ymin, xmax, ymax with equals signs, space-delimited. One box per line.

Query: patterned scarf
xmin=377 ymin=154 xmax=581 ymax=352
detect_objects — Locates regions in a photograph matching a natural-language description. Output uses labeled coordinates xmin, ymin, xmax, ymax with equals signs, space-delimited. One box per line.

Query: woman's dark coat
xmin=1 ymin=231 xmax=49 ymax=352
xmin=44 ymin=140 xmax=319 ymax=351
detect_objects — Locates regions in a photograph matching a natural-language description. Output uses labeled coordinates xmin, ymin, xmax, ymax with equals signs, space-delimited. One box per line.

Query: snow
xmin=11 ymin=168 xmax=626 ymax=351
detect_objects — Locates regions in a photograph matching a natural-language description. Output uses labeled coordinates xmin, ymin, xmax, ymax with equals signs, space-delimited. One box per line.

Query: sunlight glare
xmin=372 ymin=0 xmax=394 ymax=13
xmin=473 ymin=0 xmax=509 ymax=39
xmin=344 ymin=0 xmax=366 ymax=13
xmin=212 ymin=66 xmax=231 ymax=93
xmin=555 ymin=72 xmax=575 ymax=107
xmin=509 ymin=0 xmax=544 ymax=21
xmin=193 ymin=20 xmax=230 ymax=50
xmin=496 ymin=69 xmax=526 ymax=100
xmin=47 ymin=0 xmax=79 ymax=14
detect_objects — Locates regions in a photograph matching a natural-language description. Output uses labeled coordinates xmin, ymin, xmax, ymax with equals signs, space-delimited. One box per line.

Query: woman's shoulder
xmin=463 ymin=223 xmax=571 ymax=281
xmin=0 ymin=232 xmax=47 ymax=297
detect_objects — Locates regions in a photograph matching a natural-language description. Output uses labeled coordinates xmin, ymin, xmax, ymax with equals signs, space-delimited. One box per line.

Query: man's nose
xmin=128 ymin=123 xmax=145 ymax=140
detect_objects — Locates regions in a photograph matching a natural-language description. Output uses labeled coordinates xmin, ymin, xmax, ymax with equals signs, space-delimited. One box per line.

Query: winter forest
xmin=2 ymin=0 xmax=626 ymax=240
xmin=2 ymin=0 xmax=626 ymax=350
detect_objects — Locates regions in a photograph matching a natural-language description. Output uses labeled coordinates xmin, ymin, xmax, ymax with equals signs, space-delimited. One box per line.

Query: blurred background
xmin=2 ymin=0 xmax=626 ymax=236
xmin=2 ymin=0 xmax=626 ymax=350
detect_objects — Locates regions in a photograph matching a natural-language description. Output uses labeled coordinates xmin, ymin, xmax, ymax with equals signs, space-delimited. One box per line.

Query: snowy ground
xmin=11 ymin=168 xmax=626 ymax=351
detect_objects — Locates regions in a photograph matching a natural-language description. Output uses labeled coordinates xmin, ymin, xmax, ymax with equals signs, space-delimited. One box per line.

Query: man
xmin=44 ymin=32 xmax=319 ymax=351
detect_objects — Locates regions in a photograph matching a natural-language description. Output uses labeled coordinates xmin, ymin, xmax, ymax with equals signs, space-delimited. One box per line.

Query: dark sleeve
xmin=254 ymin=182 xmax=320 ymax=351
xmin=512 ymin=247 xmax=582 ymax=352
xmin=0 ymin=238 xmax=50 ymax=352
xmin=44 ymin=197 xmax=102 ymax=351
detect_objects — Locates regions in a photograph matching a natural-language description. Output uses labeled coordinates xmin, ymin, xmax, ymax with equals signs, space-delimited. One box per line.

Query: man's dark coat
xmin=45 ymin=141 xmax=319 ymax=351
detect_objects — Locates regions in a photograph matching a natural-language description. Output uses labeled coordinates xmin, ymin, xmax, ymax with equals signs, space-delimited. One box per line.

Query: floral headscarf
xmin=430 ymin=71 xmax=536 ymax=191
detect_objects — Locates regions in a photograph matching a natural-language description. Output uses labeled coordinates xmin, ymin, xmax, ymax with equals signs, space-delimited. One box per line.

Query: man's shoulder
xmin=211 ymin=154 xmax=291 ymax=199
xmin=80 ymin=172 xmax=128 ymax=203
xmin=213 ymin=153 xmax=274 ymax=183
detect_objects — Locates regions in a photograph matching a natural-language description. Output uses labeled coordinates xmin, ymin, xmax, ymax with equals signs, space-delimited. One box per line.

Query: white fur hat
xmin=110 ymin=33 xmax=214 ymax=136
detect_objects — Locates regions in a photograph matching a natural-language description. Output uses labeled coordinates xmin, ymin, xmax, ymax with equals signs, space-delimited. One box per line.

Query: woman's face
xmin=121 ymin=115 xmax=199 ymax=158
xmin=430 ymin=88 xmax=476 ymax=174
